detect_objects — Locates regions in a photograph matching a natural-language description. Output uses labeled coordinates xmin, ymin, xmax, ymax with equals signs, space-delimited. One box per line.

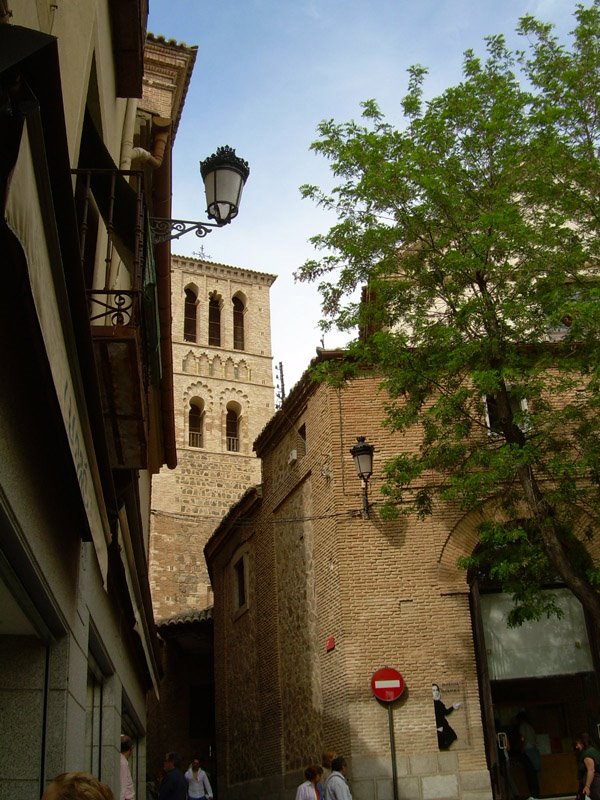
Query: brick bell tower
xmin=149 ymin=255 xmax=276 ymax=620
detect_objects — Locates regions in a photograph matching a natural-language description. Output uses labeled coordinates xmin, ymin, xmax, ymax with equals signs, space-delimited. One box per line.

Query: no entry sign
xmin=371 ymin=667 xmax=405 ymax=702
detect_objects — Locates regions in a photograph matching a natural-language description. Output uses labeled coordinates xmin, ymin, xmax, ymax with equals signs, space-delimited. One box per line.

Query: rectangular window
xmin=234 ymin=556 xmax=246 ymax=608
xmin=484 ymin=392 xmax=527 ymax=436
xmin=297 ymin=424 xmax=307 ymax=458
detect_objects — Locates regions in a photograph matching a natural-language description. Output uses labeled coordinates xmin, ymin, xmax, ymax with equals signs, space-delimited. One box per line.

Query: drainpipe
xmin=130 ymin=117 xmax=171 ymax=169
xmin=119 ymin=98 xmax=138 ymax=171
xmin=139 ymin=117 xmax=177 ymax=469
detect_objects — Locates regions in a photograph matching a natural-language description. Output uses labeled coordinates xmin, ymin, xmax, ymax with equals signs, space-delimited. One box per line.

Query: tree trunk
xmin=517 ymin=463 xmax=600 ymax=637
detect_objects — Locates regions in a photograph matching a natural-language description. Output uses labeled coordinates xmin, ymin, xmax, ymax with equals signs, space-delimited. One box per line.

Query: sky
xmin=148 ymin=0 xmax=577 ymax=394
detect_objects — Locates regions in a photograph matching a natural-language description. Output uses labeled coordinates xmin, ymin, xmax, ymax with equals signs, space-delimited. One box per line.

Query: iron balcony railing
xmin=226 ymin=436 xmax=239 ymax=452
xmin=72 ymin=168 xmax=146 ymax=328
xmin=189 ymin=431 xmax=203 ymax=448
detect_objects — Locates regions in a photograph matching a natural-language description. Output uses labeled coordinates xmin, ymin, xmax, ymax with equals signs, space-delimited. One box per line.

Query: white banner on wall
xmin=481 ymin=589 xmax=593 ymax=680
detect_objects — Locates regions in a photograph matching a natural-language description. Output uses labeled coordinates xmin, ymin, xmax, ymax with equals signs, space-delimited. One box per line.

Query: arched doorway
xmin=470 ymin=574 xmax=599 ymax=800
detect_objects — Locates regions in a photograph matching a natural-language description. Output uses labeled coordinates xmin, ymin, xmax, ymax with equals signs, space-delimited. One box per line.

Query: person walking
xmin=517 ymin=711 xmax=541 ymax=800
xmin=120 ymin=735 xmax=135 ymax=800
xmin=185 ymin=758 xmax=213 ymax=800
xmin=296 ymin=765 xmax=323 ymax=800
xmin=159 ymin=753 xmax=187 ymax=800
xmin=575 ymin=733 xmax=600 ymax=800
xmin=325 ymin=756 xmax=352 ymax=800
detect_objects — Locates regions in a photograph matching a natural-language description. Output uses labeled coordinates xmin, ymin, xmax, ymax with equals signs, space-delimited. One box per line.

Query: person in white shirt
xmin=184 ymin=759 xmax=213 ymax=800
xmin=325 ymin=756 xmax=352 ymax=800
xmin=296 ymin=765 xmax=323 ymax=800
xmin=120 ymin=736 xmax=135 ymax=800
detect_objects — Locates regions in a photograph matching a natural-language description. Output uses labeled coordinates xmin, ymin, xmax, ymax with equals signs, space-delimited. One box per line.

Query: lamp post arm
xmin=149 ymin=217 xmax=226 ymax=244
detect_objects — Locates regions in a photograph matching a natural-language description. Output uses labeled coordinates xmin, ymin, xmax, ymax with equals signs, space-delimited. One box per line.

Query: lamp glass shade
xmin=200 ymin=146 xmax=250 ymax=226
xmin=350 ymin=436 xmax=374 ymax=480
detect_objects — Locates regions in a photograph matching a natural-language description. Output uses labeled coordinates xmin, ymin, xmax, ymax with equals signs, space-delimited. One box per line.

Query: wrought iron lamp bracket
xmin=149 ymin=217 xmax=224 ymax=244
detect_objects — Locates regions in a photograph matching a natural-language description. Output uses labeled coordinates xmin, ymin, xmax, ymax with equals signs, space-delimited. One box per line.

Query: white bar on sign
xmin=375 ymin=680 xmax=400 ymax=688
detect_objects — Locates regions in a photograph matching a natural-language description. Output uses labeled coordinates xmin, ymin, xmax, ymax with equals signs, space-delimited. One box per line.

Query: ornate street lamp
xmin=349 ymin=436 xmax=375 ymax=519
xmin=150 ymin=146 xmax=249 ymax=243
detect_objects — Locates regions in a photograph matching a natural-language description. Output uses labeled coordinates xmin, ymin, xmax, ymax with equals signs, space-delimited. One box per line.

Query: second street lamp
xmin=350 ymin=436 xmax=375 ymax=519
xmin=150 ymin=145 xmax=250 ymax=243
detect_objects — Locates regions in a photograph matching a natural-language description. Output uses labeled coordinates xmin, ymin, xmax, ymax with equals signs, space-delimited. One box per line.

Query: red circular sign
xmin=371 ymin=667 xmax=405 ymax=702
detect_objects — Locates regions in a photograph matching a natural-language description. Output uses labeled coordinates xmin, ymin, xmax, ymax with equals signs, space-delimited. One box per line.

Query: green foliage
xmin=298 ymin=2 xmax=600 ymax=627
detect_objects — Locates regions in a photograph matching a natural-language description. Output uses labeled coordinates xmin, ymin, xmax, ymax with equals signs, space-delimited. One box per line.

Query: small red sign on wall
xmin=326 ymin=636 xmax=336 ymax=652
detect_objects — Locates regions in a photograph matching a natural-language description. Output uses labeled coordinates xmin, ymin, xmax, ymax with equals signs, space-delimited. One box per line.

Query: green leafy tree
xmin=297 ymin=2 xmax=600 ymax=630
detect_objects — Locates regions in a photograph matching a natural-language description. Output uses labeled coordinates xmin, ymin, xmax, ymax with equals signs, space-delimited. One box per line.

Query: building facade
xmin=147 ymin=256 xmax=276 ymax=776
xmin=205 ymin=356 xmax=600 ymax=800
xmin=0 ymin=5 xmax=190 ymax=797
xmin=150 ymin=256 xmax=276 ymax=619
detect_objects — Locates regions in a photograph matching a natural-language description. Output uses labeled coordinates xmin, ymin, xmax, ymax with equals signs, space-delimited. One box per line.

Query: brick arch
xmin=220 ymin=387 xmax=250 ymax=453
xmin=184 ymin=380 xmax=213 ymax=413
xmin=436 ymin=497 xmax=524 ymax=589
xmin=438 ymin=498 xmax=600 ymax=580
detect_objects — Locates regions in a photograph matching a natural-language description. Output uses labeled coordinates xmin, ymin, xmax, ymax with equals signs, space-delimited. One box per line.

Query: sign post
xmin=371 ymin=668 xmax=405 ymax=800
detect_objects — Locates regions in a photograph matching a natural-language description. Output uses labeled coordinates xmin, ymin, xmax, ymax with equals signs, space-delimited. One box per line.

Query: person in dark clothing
xmin=517 ymin=711 xmax=541 ymax=799
xmin=432 ymin=683 xmax=462 ymax=750
xmin=575 ymin=733 xmax=600 ymax=800
xmin=158 ymin=753 xmax=187 ymax=800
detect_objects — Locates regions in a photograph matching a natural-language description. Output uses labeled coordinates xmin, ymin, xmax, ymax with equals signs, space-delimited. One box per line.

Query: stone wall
xmin=150 ymin=256 xmax=276 ymax=619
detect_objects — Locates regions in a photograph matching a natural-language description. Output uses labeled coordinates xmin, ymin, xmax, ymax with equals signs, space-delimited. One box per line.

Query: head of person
xmin=121 ymin=736 xmax=133 ymax=757
xmin=191 ymin=758 xmax=201 ymax=771
xmin=516 ymin=710 xmax=529 ymax=723
xmin=42 ymin=772 xmax=114 ymax=800
xmin=331 ymin=756 xmax=347 ymax=774
xmin=321 ymin=751 xmax=336 ymax=770
xmin=575 ymin=733 xmax=591 ymax=752
xmin=304 ymin=765 xmax=323 ymax=784
xmin=164 ymin=752 xmax=181 ymax=772
xmin=432 ymin=684 xmax=441 ymax=701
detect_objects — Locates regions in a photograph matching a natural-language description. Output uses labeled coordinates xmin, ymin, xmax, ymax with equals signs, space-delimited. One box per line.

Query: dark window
xmin=485 ymin=392 xmax=526 ymax=435
xmin=209 ymin=295 xmax=221 ymax=347
xmin=297 ymin=424 xmax=307 ymax=458
xmin=226 ymin=408 xmax=239 ymax=452
xmin=184 ymin=288 xmax=197 ymax=342
xmin=233 ymin=296 xmax=245 ymax=350
xmin=189 ymin=401 xmax=203 ymax=447
xmin=233 ymin=556 xmax=246 ymax=608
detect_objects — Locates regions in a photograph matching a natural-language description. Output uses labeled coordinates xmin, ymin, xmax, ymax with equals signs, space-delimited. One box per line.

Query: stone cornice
xmin=173 ymin=255 xmax=277 ymax=287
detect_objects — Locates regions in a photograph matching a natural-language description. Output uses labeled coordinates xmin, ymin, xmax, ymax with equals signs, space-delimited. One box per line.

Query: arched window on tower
xmin=209 ymin=293 xmax=221 ymax=347
xmin=184 ymin=287 xmax=198 ymax=342
xmin=188 ymin=399 xmax=204 ymax=447
xmin=232 ymin=295 xmax=245 ymax=350
xmin=226 ymin=402 xmax=240 ymax=452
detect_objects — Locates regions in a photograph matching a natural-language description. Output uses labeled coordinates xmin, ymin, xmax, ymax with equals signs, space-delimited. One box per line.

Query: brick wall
xmin=208 ymin=375 xmax=495 ymax=800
